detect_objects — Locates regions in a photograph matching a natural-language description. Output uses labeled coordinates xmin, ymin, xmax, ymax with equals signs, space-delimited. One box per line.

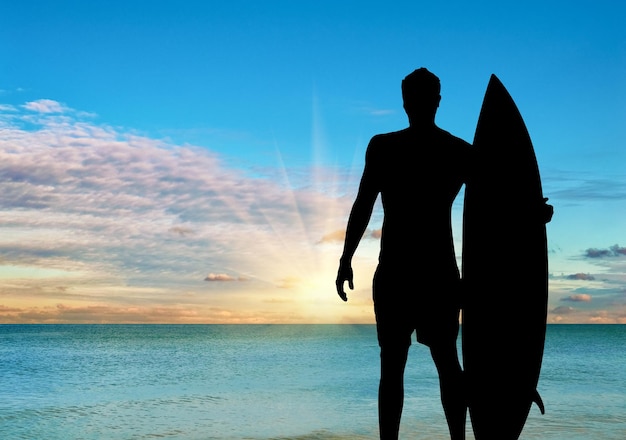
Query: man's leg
xmin=378 ymin=344 xmax=409 ymax=440
xmin=430 ymin=342 xmax=466 ymax=440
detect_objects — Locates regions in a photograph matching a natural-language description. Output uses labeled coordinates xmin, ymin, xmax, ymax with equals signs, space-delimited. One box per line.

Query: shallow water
xmin=1 ymin=324 xmax=624 ymax=439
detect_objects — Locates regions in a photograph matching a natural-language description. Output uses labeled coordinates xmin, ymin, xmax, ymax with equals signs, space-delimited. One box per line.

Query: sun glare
xmin=242 ymin=95 xmax=379 ymax=324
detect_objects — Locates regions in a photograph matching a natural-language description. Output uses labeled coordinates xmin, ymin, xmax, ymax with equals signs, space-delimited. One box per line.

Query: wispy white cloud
xmin=351 ymin=101 xmax=396 ymax=117
xmin=0 ymin=101 xmax=356 ymax=322
xmin=22 ymin=99 xmax=67 ymax=113
xmin=368 ymin=109 xmax=395 ymax=116
xmin=544 ymin=172 xmax=626 ymax=203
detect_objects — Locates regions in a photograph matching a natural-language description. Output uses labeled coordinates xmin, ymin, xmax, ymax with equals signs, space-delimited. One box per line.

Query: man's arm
xmin=335 ymin=141 xmax=380 ymax=301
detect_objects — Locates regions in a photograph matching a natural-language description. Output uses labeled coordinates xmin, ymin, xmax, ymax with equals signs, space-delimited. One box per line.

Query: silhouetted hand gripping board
xmin=462 ymin=75 xmax=550 ymax=439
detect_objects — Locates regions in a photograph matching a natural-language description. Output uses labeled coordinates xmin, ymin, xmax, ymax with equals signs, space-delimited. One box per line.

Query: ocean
xmin=1 ymin=324 xmax=624 ymax=439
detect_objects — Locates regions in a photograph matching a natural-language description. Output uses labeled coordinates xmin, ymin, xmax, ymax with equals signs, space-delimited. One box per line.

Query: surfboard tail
xmin=532 ymin=389 xmax=545 ymax=415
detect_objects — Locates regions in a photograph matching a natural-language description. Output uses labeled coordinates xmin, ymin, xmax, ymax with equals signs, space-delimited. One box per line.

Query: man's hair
xmin=401 ymin=68 xmax=441 ymax=110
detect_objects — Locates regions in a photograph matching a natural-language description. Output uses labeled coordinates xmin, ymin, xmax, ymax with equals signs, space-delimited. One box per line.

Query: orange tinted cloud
xmin=0 ymin=303 xmax=203 ymax=324
xmin=562 ymin=294 xmax=592 ymax=302
xmin=318 ymin=230 xmax=345 ymax=243
xmin=370 ymin=229 xmax=382 ymax=239
xmin=0 ymin=302 xmax=309 ymax=324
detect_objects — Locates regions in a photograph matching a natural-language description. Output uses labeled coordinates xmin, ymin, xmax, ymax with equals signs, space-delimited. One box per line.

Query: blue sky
xmin=0 ymin=0 xmax=624 ymax=323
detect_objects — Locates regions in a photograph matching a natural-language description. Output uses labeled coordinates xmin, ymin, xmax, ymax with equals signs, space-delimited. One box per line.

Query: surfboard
xmin=461 ymin=74 xmax=549 ymax=439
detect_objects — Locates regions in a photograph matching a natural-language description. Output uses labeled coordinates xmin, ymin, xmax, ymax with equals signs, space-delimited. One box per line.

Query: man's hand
xmin=542 ymin=198 xmax=554 ymax=224
xmin=335 ymin=261 xmax=354 ymax=302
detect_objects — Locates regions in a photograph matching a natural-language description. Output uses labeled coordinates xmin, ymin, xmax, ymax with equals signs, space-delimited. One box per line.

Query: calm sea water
xmin=1 ymin=324 xmax=624 ymax=439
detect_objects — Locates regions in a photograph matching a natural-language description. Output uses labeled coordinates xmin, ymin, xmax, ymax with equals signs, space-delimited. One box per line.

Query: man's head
xmin=401 ymin=68 xmax=441 ymax=123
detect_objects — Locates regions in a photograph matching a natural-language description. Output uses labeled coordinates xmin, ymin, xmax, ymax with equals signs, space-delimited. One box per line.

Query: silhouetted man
xmin=336 ymin=68 xmax=469 ymax=440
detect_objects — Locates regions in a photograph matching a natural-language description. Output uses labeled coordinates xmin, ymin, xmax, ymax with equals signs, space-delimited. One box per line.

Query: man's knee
xmin=380 ymin=345 xmax=409 ymax=374
xmin=380 ymin=344 xmax=410 ymax=361
xmin=429 ymin=343 xmax=461 ymax=372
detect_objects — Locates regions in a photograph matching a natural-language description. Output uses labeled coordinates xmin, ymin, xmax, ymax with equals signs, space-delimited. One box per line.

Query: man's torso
xmin=366 ymin=126 xmax=471 ymax=276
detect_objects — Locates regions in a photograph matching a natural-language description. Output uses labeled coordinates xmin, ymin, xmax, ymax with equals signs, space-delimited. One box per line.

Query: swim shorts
xmin=373 ymin=264 xmax=461 ymax=349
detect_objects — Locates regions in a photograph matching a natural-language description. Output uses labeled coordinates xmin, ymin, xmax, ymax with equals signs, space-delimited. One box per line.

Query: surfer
xmin=336 ymin=68 xmax=470 ymax=440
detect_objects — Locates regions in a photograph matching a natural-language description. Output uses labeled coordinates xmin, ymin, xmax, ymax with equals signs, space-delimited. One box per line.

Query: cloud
xmin=169 ymin=226 xmax=194 ymax=237
xmin=547 ymin=273 xmax=626 ymax=322
xmin=276 ymin=276 xmax=301 ymax=289
xmin=562 ymin=294 xmax=592 ymax=302
xmin=370 ymin=229 xmax=382 ymax=239
xmin=22 ymin=99 xmax=67 ymax=113
xmin=549 ymin=305 xmax=626 ymax=324
xmin=551 ymin=305 xmax=575 ymax=315
xmin=593 ymin=316 xmax=623 ymax=323
xmin=204 ymin=273 xmax=246 ymax=282
xmin=0 ymin=303 xmax=197 ymax=324
xmin=566 ymin=273 xmax=595 ymax=280
xmin=585 ymin=244 xmax=626 ymax=258
xmin=353 ymin=103 xmax=396 ymax=117
xmin=546 ymin=173 xmax=626 ymax=202
xmin=318 ymin=229 xmax=345 ymax=243
xmin=317 ymin=228 xmax=382 ymax=244
xmin=0 ymin=302 xmax=280 ymax=324
xmin=0 ymin=99 xmax=351 ymax=322
xmin=368 ymin=109 xmax=395 ymax=116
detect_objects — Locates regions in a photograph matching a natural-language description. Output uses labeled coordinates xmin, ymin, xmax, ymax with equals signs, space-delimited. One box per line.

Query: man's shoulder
xmin=435 ymin=127 xmax=471 ymax=148
xmin=372 ymin=126 xmax=468 ymax=139
xmin=368 ymin=128 xmax=411 ymax=147
xmin=369 ymin=127 xmax=471 ymax=150
xmin=371 ymin=128 xmax=409 ymax=140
